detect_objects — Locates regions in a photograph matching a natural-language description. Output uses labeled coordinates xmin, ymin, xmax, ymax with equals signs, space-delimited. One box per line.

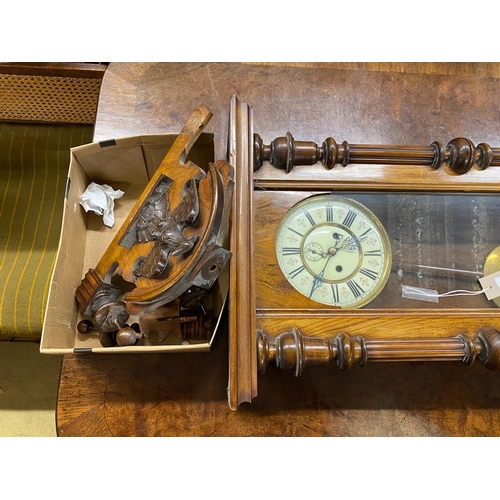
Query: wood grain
xmin=57 ymin=62 xmax=500 ymax=436
xmin=57 ymin=317 xmax=500 ymax=436
xmin=249 ymin=62 xmax=500 ymax=78
xmin=227 ymin=97 xmax=258 ymax=409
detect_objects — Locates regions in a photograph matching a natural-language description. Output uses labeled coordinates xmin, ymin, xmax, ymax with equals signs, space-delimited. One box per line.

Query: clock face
xmin=275 ymin=194 xmax=392 ymax=308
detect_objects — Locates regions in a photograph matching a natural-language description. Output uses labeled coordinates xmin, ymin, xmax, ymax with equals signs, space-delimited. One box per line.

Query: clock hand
xmin=304 ymin=243 xmax=328 ymax=260
xmin=332 ymin=233 xmax=343 ymax=248
xmin=309 ymin=270 xmax=326 ymax=298
xmin=315 ymin=233 xmax=344 ymax=257
xmin=338 ymin=232 xmax=372 ymax=251
xmin=309 ymin=255 xmax=333 ymax=297
xmin=306 ymin=231 xmax=366 ymax=262
xmin=339 ymin=236 xmax=360 ymax=251
xmin=311 ymin=249 xmax=327 ymax=258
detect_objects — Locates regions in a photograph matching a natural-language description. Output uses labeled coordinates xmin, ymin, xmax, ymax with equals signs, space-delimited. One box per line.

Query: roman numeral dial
xmin=276 ymin=194 xmax=392 ymax=309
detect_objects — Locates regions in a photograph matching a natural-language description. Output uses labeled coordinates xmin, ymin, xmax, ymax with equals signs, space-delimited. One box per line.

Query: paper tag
xmin=479 ymin=270 xmax=500 ymax=300
xmin=401 ymin=285 xmax=439 ymax=303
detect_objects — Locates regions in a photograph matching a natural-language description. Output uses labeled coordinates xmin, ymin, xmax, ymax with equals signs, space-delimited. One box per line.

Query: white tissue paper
xmin=79 ymin=182 xmax=124 ymax=227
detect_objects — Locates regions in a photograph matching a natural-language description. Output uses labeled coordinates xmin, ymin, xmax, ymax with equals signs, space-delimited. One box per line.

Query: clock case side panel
xmin=227 ymin=96 xmax=258 ymax=409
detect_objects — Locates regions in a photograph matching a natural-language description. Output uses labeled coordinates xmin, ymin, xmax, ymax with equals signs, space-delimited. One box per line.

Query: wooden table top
xmin=57 ymin=62 xmax=500 ymax=437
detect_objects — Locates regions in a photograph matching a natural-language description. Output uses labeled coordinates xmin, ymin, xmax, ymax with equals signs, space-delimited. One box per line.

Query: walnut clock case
xmin=228 ymin=95 xmax=500 ymax=410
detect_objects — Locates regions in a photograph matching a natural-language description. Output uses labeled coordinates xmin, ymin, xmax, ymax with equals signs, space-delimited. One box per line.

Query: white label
xmin=479 ymin=270 xmax=500 ymax=301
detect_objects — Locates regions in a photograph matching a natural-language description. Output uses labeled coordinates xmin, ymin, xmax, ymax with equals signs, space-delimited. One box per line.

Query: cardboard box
xmin=41 ymin=133 xmax=228 ymax=354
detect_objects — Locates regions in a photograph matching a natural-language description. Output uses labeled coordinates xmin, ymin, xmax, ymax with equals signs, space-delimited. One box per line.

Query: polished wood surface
xmin=227 ymin=96 xmax=258 ymax=407
xmin=57 ymin=316 xmax=500 ymax=436
xmin=57 ymin=62 xmax=500 ymax=436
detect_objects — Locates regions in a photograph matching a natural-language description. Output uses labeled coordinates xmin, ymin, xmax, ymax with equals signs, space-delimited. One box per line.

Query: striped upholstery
xmin=0 ymin=123 xmax=93 ymax=339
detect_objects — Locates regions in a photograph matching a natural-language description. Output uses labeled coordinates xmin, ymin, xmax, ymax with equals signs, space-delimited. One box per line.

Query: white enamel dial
xmin=275 ymin=195 xmax=392 ymax=308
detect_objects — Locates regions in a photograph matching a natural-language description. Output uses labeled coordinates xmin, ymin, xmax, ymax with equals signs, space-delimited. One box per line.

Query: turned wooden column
xmin=257 ymin=326 xmax=500 ymax=377
xmin=254 ymin=133 xmax=500 ymax=174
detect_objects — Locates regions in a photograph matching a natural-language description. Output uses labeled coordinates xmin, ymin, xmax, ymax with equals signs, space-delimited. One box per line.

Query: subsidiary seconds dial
xmin=275 ymin=194 xmax=392 ymax=308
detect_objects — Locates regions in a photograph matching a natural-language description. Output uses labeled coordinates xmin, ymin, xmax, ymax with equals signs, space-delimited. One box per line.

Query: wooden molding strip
xmin=0 ymin=62 xmax=108 ymax=79
xmin=227 ymin=96 xmax=258 ymax=409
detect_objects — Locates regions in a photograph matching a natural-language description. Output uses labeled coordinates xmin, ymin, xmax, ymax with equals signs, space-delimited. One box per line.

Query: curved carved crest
xmin=133 ymin=177 xmax=200 ymax=279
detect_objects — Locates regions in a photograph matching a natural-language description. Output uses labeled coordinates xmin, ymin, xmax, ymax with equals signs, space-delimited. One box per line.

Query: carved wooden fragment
xmin=75 ymin=104 xmax=234 ymax=347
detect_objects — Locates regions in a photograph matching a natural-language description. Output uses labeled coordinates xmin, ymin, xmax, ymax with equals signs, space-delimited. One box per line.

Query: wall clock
xmin=228 ymin=95 xmax=500 ymax=409
xmin=275 ymin=194 xmax=391 ymax=309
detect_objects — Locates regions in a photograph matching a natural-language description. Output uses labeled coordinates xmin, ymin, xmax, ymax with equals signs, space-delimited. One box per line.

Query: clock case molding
xmin=228 ymin=95 xmax=500 ymax=410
